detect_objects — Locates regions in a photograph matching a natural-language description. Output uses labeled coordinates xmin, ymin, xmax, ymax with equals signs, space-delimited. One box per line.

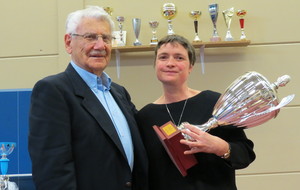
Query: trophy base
xmin=150 ymin=42 xmax=158 ymax=46
xmin=153 ymin=121 xmax=198 ymax=176
xmin=210 ymin=36 xmax=222 ymax=42
xmin=225 ymin=37 xmax=234 ymax=41
xmin=225 ymin=31 xmax=234 ymax=41
xmin=112 ymin=31 xmax=126 ymax=47
xmin=193 ymin=36 xmax=202 ymax=42
xmin=133 ymin=42 xmax=142 ymax=46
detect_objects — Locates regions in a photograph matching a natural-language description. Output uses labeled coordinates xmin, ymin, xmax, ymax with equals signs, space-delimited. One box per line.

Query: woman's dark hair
xmin=154 ymin=35 xmax=196 ymax=66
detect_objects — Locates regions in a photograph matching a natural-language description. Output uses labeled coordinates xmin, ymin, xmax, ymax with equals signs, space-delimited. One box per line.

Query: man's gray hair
xmin=65 ymin=6 xmax=115 ymax=34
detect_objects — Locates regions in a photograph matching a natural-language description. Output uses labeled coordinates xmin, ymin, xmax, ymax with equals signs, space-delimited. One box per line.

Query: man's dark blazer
xmin=28 ymin=64 xmax=148 ymax=190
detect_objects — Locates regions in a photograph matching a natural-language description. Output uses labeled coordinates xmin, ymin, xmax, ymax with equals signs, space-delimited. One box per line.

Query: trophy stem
xmin=119 ymin=23 xmax=124 ymax=43
xmin=210 ymin=25 xmax=221 ymax=42
xmin=167 ymin=20 xmax=174 ymax=35
xmin=239 ymin=18 xmax=246 ymax=40
xmin=179 ymin=118 xmax=219 ymax=140
xmin=193 ymin=20 xmax=201 ymax=42
xmin=150 ymin=29 xmax=158 ymax=45
xmin=0 ymin=159 xmax=9 ymax=176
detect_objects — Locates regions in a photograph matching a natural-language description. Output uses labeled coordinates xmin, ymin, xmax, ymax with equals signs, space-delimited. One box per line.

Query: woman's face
xmin=155 ymin=42 xmax=193 ymax=86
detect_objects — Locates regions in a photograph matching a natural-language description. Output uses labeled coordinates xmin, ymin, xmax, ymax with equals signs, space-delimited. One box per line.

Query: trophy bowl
xmin=179 ymin=71 xmax=295 ymax=138
xmin=162 ymin=3 xmax=177 ymax=35
xmin=0 ymin=142 xmax=16 ymax=176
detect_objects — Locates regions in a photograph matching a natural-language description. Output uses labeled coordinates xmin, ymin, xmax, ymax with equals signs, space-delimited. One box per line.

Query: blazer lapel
xmin=65 ymin=64 xmax=127 ymax=160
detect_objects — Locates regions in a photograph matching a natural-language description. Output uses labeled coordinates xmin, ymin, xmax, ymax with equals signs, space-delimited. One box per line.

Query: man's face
xmin=65 ymin=18 xmax=112 ymax=76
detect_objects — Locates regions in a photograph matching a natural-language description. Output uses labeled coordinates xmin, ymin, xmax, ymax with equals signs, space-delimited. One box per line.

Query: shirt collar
xmin=70 ymin=61 xmax=112 ymax=91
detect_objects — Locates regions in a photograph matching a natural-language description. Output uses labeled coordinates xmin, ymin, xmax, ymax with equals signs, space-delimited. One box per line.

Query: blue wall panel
xmin=0 ymin=89 xmax=34 ymax=189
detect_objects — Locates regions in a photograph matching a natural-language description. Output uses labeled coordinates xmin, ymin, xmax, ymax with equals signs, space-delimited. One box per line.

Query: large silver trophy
xmin=179 ymin=71 xmax=295 ymax=139
xmin=0 ymin=142 xmax=18 ymax=190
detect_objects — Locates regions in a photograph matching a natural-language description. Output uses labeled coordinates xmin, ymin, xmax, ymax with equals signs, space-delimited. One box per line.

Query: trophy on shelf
xmin=0 ymin=142 xmax=18 ymax=190
xmin=162 ymin=3 xmax=177 ymax=35
xmin=149 ymin=21 xmax=159 ymax=45
xmin=178 ymin=71 xmax=295 ymax=139
xmin=222 ymin=7 xmax=235 ymax=41
xmin=132 ymin=18 xmax=142 ymax=46
xmin=236 ymin=10 xmax=247 ymax=40
xmin=103 ymin=7 xmax=113 ymax=16
xmin=189 ymin=11 xmax=202 ymax=42
xmin=115 ymin=16 xmax=126 ymax=46
xmin=208 ymin=3 xmax=221 ymax=42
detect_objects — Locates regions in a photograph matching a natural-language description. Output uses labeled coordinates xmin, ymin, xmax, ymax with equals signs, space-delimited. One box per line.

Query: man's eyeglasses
xmin=71 ymin=33 xmax=115 ymax=44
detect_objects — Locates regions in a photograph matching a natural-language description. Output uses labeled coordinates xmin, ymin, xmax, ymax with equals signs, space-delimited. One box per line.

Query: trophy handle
xmin=255 ymin=94 xmax=295 ymax=116
xmin=240 ymin=94 xmax=295 ymax=123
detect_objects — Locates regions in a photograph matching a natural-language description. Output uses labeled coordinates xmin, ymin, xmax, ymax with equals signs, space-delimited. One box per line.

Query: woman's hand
xmin=180 ymin=123 xmax=229 ymax=157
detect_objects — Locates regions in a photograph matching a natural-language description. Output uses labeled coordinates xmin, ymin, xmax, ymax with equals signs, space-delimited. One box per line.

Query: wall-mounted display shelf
xmin=112 ymin=40 xmax=251 ymax=53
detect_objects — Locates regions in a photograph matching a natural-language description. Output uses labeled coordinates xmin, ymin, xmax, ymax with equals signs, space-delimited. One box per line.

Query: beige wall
xmin=1 ymin=0 xmax=299 ymax=189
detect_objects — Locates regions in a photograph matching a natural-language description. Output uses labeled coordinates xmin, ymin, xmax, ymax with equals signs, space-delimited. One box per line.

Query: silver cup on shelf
xmin=149 ymin=21 xmax=159 ymax=45
xmin=208 ymin=3 xmax=221 ymax=42
xmin=116 ymin=16 xmax=126 ymax=46
xmin=189 ymin=11 xmax=202 ymax=42
xmin=132 ymin=18 xmax=142 ymax=46
xmin=223 ymin=7 xmax=235 ymax=41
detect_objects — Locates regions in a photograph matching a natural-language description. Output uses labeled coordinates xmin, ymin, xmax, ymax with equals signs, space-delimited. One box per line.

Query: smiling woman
xmin=136 ymin=34 xmax=256 ymax=190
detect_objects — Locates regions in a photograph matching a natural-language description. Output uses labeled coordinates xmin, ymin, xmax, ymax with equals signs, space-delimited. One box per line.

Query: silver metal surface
xmin=179 ymin=71 xmax=295 ymax=139
xmin=208 ymin=3 xmax=221 ymax=42
xmin=132 ymin=18 xmax=142 ymax=46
